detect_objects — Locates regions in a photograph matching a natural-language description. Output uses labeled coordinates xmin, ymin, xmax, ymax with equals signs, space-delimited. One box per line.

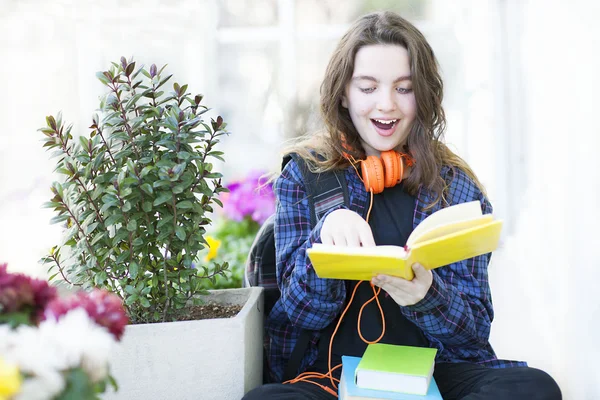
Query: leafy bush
xmin=39 ymin=57 xmax=229 ymax=324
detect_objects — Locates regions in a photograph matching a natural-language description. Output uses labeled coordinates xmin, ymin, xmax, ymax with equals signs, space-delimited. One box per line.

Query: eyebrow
xmin=352 ymin=75 xmax=412 ymax=83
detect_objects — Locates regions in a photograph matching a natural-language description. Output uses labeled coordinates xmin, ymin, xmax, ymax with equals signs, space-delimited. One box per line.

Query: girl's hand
xmin=371 ymin=263 xmax=433 ymax=306
xmin=320 ymin=209 xmax=376 ymax=247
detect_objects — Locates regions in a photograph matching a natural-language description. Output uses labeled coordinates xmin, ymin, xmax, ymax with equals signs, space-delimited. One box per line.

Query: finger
xmin=371 ymin=278 xmax=409 ymax=303
xmin=358 ymin=225 xmax=376 ymax=247
xmin=412 ymin=263 xmax=431 ymax=280
xmin=374 ymin=274 xmax=413 ymax=293
xmin=331 ymin=231 xmax=347 ymax=247
xmin=345 ymin=232 xmax=362 ymax=247
xmin=320 ymin=229 xmax=334 ymax=245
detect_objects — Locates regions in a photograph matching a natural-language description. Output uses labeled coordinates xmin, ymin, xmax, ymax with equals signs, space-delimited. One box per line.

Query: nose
xmin=376 ymin=90 xmax=396 ymax=112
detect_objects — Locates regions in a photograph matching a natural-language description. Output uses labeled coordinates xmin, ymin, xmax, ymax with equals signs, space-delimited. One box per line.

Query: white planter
xmin=102 ymin=287 xmax=264 ymax=400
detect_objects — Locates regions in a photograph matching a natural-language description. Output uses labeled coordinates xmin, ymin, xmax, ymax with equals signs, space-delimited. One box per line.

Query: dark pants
xmin=241 ymin=362 xmax=562 ymax=400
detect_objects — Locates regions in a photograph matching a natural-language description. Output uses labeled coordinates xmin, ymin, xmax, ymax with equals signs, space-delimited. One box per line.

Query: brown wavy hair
xmin=283 ymin=11 xmax=485 ymax=207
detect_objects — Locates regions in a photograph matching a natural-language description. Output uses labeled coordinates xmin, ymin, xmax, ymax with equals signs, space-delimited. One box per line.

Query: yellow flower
xmin=0 ymin=357 xmax=21 ymax=398
xmin=204 ymin=235 xmax=221 ymax=262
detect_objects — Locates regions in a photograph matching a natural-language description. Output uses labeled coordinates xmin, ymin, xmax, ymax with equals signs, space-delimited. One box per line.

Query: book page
xmin=407 ymin=220 xmax=503 ymax=270
xmin=406 ymin=201 xmax=482 ymax=248
xmin=309 ymin=243 xmax=406 ymax=258
xmin=409 ymin=214 xmax=493 ymax=247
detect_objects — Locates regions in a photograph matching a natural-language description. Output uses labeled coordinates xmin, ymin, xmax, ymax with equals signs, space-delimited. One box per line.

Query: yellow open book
xmin=306 ymin=201 xmax=502 ymax=281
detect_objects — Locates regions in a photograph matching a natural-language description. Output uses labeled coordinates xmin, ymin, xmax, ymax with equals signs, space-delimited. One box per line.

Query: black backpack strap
xmin=283 ymin=329 xmax=312 ymax=381
xmin=279 ymin=153 xmax=349 ymax=381
xmin=285 ymin=153 xmax=349 ymax=227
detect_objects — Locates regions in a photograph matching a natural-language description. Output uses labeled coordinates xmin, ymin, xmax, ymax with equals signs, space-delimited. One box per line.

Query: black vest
xmin=311 ymin=182 xmax=430 ymax=377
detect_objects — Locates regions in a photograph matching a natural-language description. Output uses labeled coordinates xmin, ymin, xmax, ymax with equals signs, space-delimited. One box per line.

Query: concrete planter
xmin=102 ymin=287 xmax=264 ymax=400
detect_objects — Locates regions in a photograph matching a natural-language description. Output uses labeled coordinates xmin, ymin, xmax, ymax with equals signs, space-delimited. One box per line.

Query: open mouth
xmin=371 ymin=118 xmax=398 ymax=132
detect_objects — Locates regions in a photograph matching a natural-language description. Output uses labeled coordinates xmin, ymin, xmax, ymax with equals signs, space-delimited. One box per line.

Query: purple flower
xmin=221 ymin=170 xmax=275 ymax=224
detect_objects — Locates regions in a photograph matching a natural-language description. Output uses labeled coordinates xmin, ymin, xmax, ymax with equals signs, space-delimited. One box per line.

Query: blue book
xmin=339 ymin=356 xmax=443 ymax=400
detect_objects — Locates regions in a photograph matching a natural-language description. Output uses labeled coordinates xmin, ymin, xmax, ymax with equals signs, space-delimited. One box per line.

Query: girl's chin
xmin=362 ymin=140 xmax=405 ymax=156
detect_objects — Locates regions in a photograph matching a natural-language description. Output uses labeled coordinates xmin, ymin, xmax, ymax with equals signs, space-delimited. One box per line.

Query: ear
xmin=341 ymin=94 xmax=348 ymax=109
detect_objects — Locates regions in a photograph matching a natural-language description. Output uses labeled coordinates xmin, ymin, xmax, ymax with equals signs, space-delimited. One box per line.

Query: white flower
xmin=0 ymin=308 xmax=118 ymax=399
xmin=41 ymin=308 xmax=117 ymax=383
xmin=14 ymin=371 xmax=65 ymax=400
xmin=1 ymin=323 xmax=67 ymax=379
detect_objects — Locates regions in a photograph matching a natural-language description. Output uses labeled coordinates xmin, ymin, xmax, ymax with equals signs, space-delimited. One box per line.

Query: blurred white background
xmin=1 ymin=0 xmax=599 ymax=398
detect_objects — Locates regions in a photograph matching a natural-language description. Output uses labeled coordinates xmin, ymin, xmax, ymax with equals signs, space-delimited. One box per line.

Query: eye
xmin=359 ymin=87 xmax=376 ymax=93
xmin=396 ymin=87 xmax=413 ymax=94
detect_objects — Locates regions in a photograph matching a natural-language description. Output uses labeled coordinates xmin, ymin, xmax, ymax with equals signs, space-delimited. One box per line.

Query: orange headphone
xmin=360 ymin=150 xmax=414 ymax=194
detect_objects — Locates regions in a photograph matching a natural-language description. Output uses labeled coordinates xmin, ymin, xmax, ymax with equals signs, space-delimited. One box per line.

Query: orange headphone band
xmin=360 ymin=150 xmax=406 ymax=194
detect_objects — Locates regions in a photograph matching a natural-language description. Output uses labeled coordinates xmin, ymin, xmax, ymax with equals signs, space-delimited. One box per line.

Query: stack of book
xmin=338 ymin=344 xmax=443 ymax=400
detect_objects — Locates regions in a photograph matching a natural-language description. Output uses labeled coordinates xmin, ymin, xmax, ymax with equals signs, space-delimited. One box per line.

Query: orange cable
xmin=283 ymin=157 xmax=386 ymax=398
xmin=357 ymin=282 xmax=385 ymax=344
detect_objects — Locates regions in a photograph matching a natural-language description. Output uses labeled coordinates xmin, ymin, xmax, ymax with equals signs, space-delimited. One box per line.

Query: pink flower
xmin=0 ymin=263 xmax=58 ymax=325
xmin=221 ymin=171 xmax=275 ymax=224
xmin=45 ymin=289 xmax=129 ymax=341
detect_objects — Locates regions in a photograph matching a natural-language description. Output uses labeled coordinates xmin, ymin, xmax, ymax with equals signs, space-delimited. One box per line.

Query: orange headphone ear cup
xmin=361 ymin=156 xmax=385 ymax=194
xmin=380 ymin=150 xmax=404 ymax=187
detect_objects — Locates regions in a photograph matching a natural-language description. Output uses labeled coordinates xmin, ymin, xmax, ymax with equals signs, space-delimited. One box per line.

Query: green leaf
xmin=104 ymin=214 xmax=122 ymax=227
xmin=94 ymin=271 xmax=107 ymax=285
xmin=172 ymin=185 xmax=185 ymax=194
xmin=140 ymin=183 xmax=153 ymax=195
xmin=130 ymin=262 xmax=139 ymax=279
xmin=153 ymin=191 xmax=172 ymax=206
xmin=156 ymin=214 xmax=173 ymax=229
xmin=115 ymin=250 xmax=131 ymax=264
xmin=121 ymin=177 xmax=138 ymax=187
xmin=127 ymin=219 xmax=137 ymax=231
xmin=177 ymin=151 xmax=191 ymax=160
xmin=132 ymin=237 xmax=144 ymax=247
xmin=85 ymin=222 xmax=99 ymax=235
xmin=176 ymin=200 xmax=193 ymax=209
xmin=140 ymin=166 xmax=154 ymax=178
xmin=91 ymin=232 xmax=106 ymax=246
xmin=78 ymin=135 xmax=89 ymax=150
xmin=96 ymin=71 xmax=111 ymax=85
xmin=100 ymin=202 xmax=116 ymax=213
xmin=108 ymin=374 xmax=119 ymax=391
xmin=175 ymin=226 xmax=186 ymax=241
xmin=124 ymin=294 xmax=138 ymax=306
xmin=93 ymin=154 xmax=105 ymax=172
xmin=60 ymin=367 xmax=96 ymax=400
xmin=120 ymin=188 xmax=133 ymax=198
xmin=139 ymin=297 xmax=151 ymax=308
xmin=42 ymin=201 xmax=62 ymax=209
xmin=91 ymin=185 xmax=104 ymax=200
xmin=152 ymin=180 xmax=171 ymax=189
xmin=50 ymin=215 xmax=70 ymax=224
xmin=142 ymin=201 xmax=152 ymax=212
xmin=125 ymin=285 xmax=136 ymax=295
xmin=156 ymin=74 xmax=173 ymax=90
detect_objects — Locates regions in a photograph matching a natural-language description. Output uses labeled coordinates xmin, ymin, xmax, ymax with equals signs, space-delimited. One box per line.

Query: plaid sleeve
xmin=401 ymin=168 xmax=495 ymax=349
xmin=273 ymin=159 xmax=347 ymax=330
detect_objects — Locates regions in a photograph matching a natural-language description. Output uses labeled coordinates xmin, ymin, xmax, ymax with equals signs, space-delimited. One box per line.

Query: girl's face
xmin=342 ymin=44 xmax=416 ymax=157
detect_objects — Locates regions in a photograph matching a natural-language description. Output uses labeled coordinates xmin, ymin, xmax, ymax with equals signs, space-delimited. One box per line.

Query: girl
xmin=243 ymin=11 xmax=561 ymax=400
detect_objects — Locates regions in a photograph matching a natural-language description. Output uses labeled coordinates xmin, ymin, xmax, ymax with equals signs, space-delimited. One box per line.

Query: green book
xmin=355 ymin=344 xmax=438 ymax=396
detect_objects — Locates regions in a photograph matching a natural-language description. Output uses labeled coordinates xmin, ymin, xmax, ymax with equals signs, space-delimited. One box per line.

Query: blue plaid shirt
xmin=266 ymin=158 xmax=527 ymax=382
